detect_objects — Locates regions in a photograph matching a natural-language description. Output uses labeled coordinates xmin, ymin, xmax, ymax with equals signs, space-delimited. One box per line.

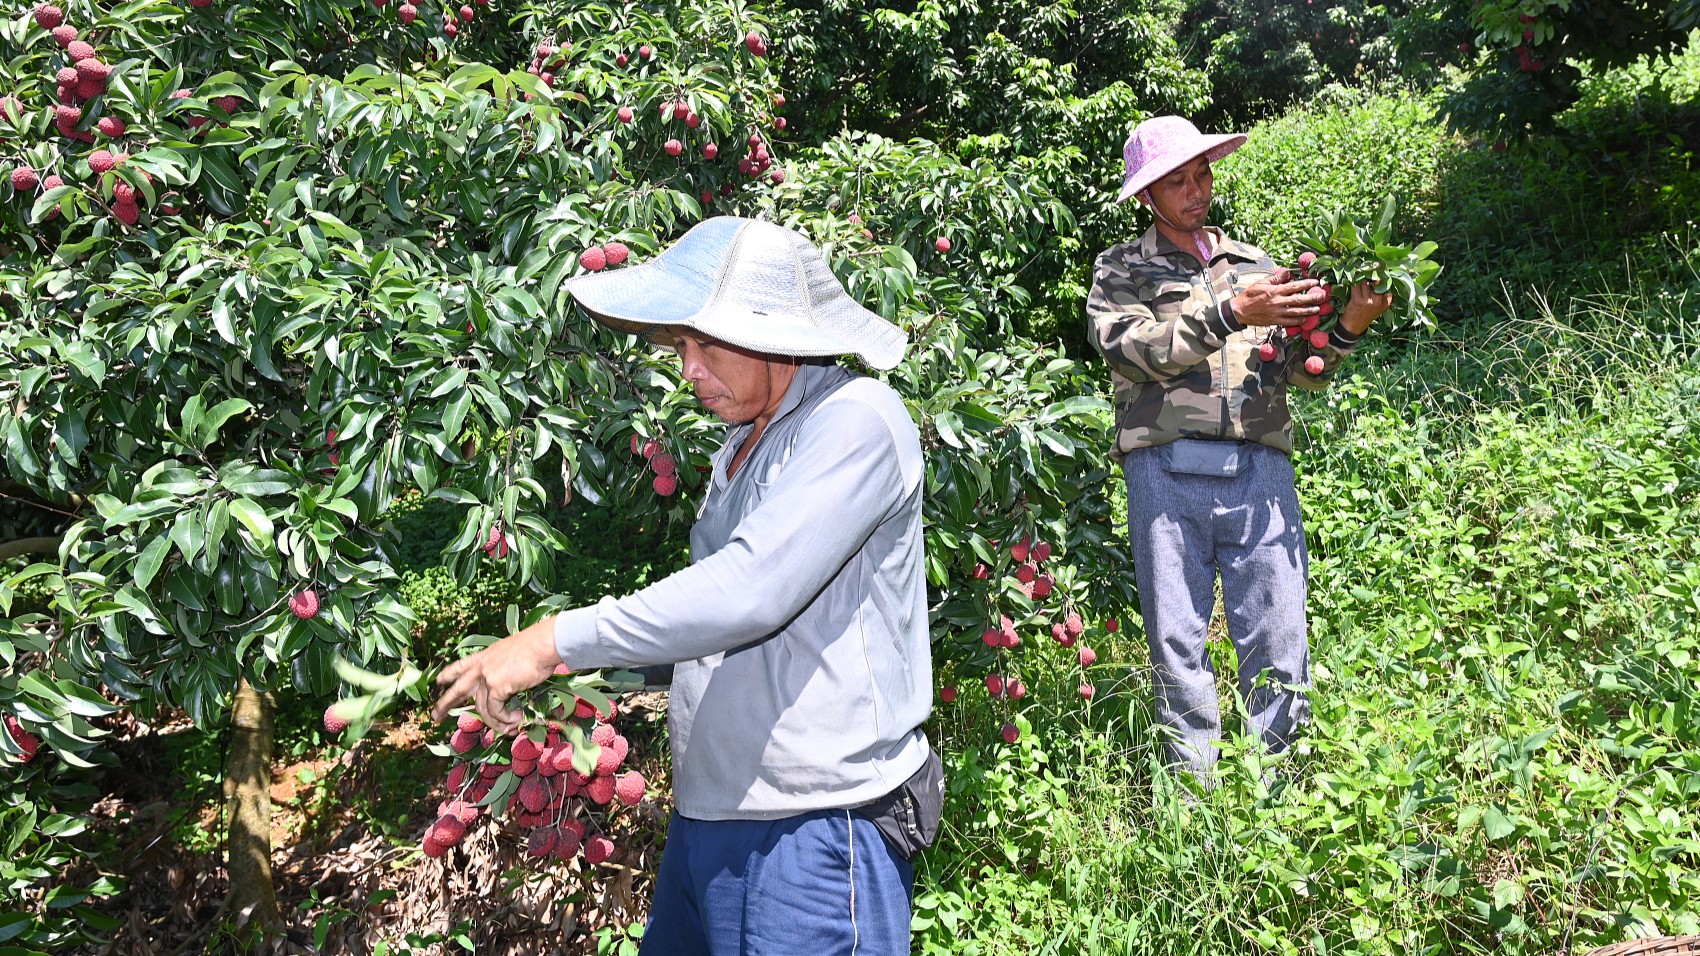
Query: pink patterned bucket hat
xmin=1116 ymin=115 xmax=1247 ymax=204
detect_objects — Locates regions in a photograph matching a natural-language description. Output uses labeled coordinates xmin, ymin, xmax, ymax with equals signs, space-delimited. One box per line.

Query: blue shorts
xmin=639 ymin=810 xmax=914 ymax=955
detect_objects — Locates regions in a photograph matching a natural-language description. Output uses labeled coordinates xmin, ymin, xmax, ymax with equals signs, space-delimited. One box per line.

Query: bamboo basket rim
xmin=1582 ymin=936 xmax=1700 ymax=956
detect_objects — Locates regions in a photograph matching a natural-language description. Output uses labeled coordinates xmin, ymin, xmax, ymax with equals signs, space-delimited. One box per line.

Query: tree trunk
xmin=224 ymin=680 xmax=280 ymax=943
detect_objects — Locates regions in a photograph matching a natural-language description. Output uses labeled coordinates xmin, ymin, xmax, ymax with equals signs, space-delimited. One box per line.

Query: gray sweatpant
xmin=1122 ymin=440 xmax=1312 ymax=777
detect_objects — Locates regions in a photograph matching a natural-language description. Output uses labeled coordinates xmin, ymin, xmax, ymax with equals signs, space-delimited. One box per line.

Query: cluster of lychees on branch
xmin=415 ymin=670 xmax=647 ymax=865
xmin=941 ymin=534 xmax=1114 ymax=744
xmin=629 ymin=433 xmax=679 ymax=497
xmin=5 ymin=4 xmax=235 ymax=225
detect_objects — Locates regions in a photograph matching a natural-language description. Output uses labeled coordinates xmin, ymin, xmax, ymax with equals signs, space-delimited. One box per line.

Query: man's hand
xmin=1229 ymin=269 xmax=1323 ymax=327
xmin=431 ymin=616 xmax=561 ymax=736
xmin=1337 ymin=281 xmax=1394 ymax=337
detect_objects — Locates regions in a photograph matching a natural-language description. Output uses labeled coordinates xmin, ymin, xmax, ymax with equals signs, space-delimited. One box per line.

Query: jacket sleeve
xmin=1086 ymin=246 xmax=1245 ymax=383
xmin=551 ymin=393 xmax=915 ymax=668
xmin=1284 ymin=324 xmax=1364 ymax=391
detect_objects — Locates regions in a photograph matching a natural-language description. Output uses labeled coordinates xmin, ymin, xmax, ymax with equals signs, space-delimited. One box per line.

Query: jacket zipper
xmin=1199 ymin=260 xmax=1231 ymax=439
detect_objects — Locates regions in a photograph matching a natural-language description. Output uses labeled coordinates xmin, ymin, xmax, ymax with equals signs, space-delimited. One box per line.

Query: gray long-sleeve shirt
xmin=552 ymin=362 xmax=933 ymax=820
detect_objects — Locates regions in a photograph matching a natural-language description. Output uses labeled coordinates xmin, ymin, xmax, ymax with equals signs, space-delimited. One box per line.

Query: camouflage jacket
xmin=1086 ymin=224 xmax=1362 ymax=456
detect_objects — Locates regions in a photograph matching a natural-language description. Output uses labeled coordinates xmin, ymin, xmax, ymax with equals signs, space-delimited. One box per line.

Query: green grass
xmin=911 ymin=271 xmax=1700 ymax=953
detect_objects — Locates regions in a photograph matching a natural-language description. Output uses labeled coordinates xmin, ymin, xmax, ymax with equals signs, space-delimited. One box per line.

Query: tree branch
xmin=0 ymin=536 xmax=62 ymax=562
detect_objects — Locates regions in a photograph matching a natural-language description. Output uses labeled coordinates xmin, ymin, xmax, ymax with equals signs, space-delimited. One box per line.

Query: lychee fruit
xmin=33 ymin=4 xmax=64 ymax=29
xmin=323 ymin=704 xmax=350 ymax=733
xmin=1000 ymin=722 xmax=1019 ymax=744
xmin=614 ymin=770 xmax=646 ymax=805
xmin=1258 ymin=342 xmax=1278 ymax=362
xmin=449 ymin=729 xmax=478 ymax=753
xmin=602 ymin=241 xmax=629 ymax=265
xmin=617 ymin=105 xmax=634 ymax=124
xmin=685 ymin=111 xmax=701 ymax=128
xmin=653 ymin=474 xmax=677 ymax=496
xmin=638 ymin=44 xmax=652 ymax=59
xmin=615 ymin=53 xmax=628 ymax=66
xmin=1078 ymin=646 xmax=1097 ymax=667
xmin=940 ymin=685 xmax=957 ymax=703
xmin=1014 ymin=562 xmax=1036 ymax=584
xmin=66 ymin=40 xmax=94 ymax=62
xmin=586 ymin=773 xmax=616 ymax=804
xmin=289 ymin=589 xmax=320 ymax=619
xmin=113 ymin=182 xmax=136 ymax=203
xmin=56 ymin=66 xmax=79 ymax=88
xmin=701 ymin=142 xmax=719 ymax=160
xmin=1032 ymin=574 xmax=1054 ymax=599
xmin=650 ymin=452 xmax=676 ymax=477
xmin=584 ymin=835 xmax=615 ymax=864
xmin=430 ymin=814 xmax=467 ymax=846
xmin=96 ymin=116 xmax=125 ymax=137
xmin=421 ymin=834 xmax=449 ymax=857
xmin=527 ymin=827 xmax=557 ymax=857
xmin=768 ymin=167 xmax=786 ymax=184
xmin=10 ymin=166 xmax=39 ymax=191
xmin=971 ymin=563 xmax=988 ymax=579
xmin=934 ymin=236 xmax=951 ymax=253
xmin=456 ymin=713 xmax=484 ymax=733
xmin=1297 ymin=251 xmax=1316 ymax=275
xmin=88 ymin=149 xmax=118 ymax=173
xmin=579 ymin=246 xmax=607 ymax=271
xmin=1078 ymin=682 xmax=1096 ymax=699
xmin=442 ymin=22 xmax=456 ymax=36
xmin=512 ymin=734 xmax=541 ymax=761
xmin=744 ymin=32 xmax=766 ymax=55
xmin=460 ymin=4 xmax=473 ymax=19
xmin=1008 ymin=680 xmax=1027 ymax=700
xmin=399 ymin=3 xmax=417 ymax=21
xmin=1305 ymin=356 xmax=1325 ymax=375
xmin=1010 ymin=536 xmax=1030 ymax=562
xmin=664 ymin=138 xmax=683 ymax=157
xmin=985 ymin=674 xmax=1004 ymax=697
xmin=981 ymin=628 xmax=1000 ymax=648
xmin=1105 ymin=617 xmax=1119 ymax=633
xmin=50 ymin=24 xmax=77 ymax=47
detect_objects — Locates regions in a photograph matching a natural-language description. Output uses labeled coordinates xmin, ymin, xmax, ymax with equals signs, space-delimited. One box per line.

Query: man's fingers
xmin=437 ymin=657 xmax=468 ymax=686
xmin=432 ymin=669 xmax=481 ymax=722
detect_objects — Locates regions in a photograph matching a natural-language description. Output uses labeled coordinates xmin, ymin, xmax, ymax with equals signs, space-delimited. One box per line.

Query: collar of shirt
xmin=1135 ymin=223 xmax=1262 ymax=270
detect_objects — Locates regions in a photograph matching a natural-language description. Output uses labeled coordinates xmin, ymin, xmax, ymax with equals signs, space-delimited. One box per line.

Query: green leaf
xmin=134 ymin=534 xmax=171 ymax=590
xmin=1481 ymin=805 xmax=1517 ymax=841
xmin=199 ymin=398 xmax=253 ymax=446
xmin=228 ymin=497 xmax=274 ymax=550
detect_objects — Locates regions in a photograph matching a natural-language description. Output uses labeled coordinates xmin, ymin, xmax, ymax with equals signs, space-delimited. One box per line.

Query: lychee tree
xmin=2 ymin=0 xmax=1130 ymax=946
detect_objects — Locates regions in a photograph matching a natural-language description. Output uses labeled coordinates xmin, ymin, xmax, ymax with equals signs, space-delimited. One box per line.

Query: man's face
xmin=673 ymin=331 xmax=791 ymax=426
xmin=1144 ymin=155 xmax=1214 ymax=232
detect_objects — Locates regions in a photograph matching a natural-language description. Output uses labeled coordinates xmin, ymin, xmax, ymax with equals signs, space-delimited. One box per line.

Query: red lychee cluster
xmin=943 ymin=528 xmax=1121 ymax=740
xmin=631 ymin=432 xmax=678 ymax=496
xmin=525 ymin=39 xmax=568 ymax=88
xmin=579 ymin=239 xmax=631 ymax=273
xmin=428 ymin=705 xmax=646 ymax=865
xmin=24 ymin=5 xmax=133 ymax=145
xmin=738 ymin=132 xmax=777 ymax=183
xmin=1256 ymin=253 xmax=1333 ymax=376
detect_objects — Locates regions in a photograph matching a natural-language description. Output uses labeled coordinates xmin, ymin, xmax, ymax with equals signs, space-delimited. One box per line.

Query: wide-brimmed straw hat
xmin=1116 ymin=115 xmax=1247 ymax=204
xmin=564 ymin=217 xmax=908 ymax=370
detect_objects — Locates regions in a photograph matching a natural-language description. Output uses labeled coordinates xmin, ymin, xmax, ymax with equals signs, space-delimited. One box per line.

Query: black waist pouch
xmin=853 ymin=747 xmax=944 ymax=861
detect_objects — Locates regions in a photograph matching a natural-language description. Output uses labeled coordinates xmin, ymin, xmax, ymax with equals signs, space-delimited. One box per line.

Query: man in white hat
xmin=433 ymin=216 xmax=938 ymax=953
xmin=1087 ymin=115 xmax=1392 ymax=781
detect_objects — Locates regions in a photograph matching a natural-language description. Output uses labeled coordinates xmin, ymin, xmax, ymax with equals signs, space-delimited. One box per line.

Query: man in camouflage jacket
xmin=1088 ymin=115 xmax=1391 ymax=780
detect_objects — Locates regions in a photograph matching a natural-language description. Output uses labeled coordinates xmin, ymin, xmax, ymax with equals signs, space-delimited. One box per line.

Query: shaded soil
xmin=62 ymin=697 xmax=671 ymax=956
